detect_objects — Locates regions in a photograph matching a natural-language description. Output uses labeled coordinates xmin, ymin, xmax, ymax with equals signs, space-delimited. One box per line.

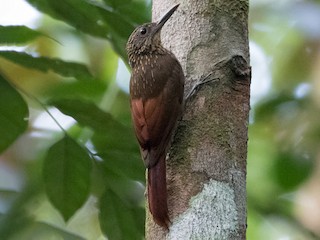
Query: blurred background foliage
xmin=0 ymin=0 xmax=319 ymax=239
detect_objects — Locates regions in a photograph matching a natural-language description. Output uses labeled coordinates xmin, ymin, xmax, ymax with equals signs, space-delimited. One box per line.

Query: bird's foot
xmin=185 ymin=73 xmax=219 ymax=101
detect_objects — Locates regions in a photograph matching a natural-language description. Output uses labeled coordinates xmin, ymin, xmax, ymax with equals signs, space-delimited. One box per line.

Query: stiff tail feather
xmin=147 ymin=155 xmax=170 ymax=228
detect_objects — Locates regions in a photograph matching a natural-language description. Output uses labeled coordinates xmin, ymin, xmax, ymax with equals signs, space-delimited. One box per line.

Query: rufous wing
xmin=130 ymin=54 xmax=184 ymax=168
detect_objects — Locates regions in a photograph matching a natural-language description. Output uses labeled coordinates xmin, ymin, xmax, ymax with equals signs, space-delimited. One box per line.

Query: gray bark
xmin=147 ymin=1 xmax=250 ymax=239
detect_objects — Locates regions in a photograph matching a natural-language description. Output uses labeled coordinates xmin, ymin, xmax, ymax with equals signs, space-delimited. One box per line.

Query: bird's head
xmin=126 ymin=4 xmax=179 ymax=62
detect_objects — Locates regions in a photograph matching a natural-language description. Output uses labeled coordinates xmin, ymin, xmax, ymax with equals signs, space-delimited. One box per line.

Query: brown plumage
xmin=126 ymin=4 xmax=184 ymax=228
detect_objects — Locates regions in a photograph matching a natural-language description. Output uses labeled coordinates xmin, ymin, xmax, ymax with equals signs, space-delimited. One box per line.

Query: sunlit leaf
xmin=99 ymin=189 xmax=144 ymax=240
xmin=0 ymin=73 xmax=28 ymax=153
xmin=101 ymin=44 xmax=118 ymax=82
xmin=0 ymin=25 xmax=45 ymax=45
xmin=0 ymin=51 xmax=93 ymax=80
xmin=43 ymin=135 xmax=92 ymax=221
xmin=272 ymin=29 xmax=311 ymax=90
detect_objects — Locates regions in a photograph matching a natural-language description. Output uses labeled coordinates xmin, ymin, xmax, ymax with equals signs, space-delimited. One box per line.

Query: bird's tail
xmin=147 ymin=155 xmax=170 ymax=228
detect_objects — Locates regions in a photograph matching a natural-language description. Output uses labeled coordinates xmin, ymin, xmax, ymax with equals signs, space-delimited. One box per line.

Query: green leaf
xmin=27 ymin=0 xmax=108 ymax=38
xmin=102 ymin=0 xmax=131 ymax=8
xmin=99 ymin=189 xmax=144 ymax=240
xmin=26 ymin=0 xmax=149 ymax=62
xmin=98 ymin=7 xmax=134 ymax=39
xmin=34 ymin=222 xmax=86 ymax=240
xmin=0 ymin=51 xmax=93 ymax=80
xmin=43 ymin=135 xmax=92 ymax=221
xmin=50 ymin=98 xmax=124 ymax=131
xmin=0 ymin=181 xmax=39 ymax=239
xmin=273 ymin=152 xmax=313 ymax=191
xmin=254 ymin=94 xmax=304 ymax=122
xmin=50 ymin=98 xmax=138 ymax=151
xmin=99 ymin=150 xmax=144 ymax=182
xmin=0 ymin=25 xmax=45 ymax=45
xmin=50 ymin=98 xmax=144 ymax=179
xmin=116 ymin=1 xmax=151 ymax=25
xmin=101 ymin=44 xmax=119 ymax=82
xmin=0 ymin=73 xmax=28 ymax=153
xmin=97 ymin=162 xmax=144 ymax=206
xmin=8 ymin=222 xmax=86 ymax=240
xmin=102 ymin=0 xmax=150 ymax=24
xmin=92 ymin=130 xmax=138 ymax=160
xmin=98 ymin=1 xmax=151 ymax=62
xmin=47 ymin=81 xmax=107 ymax=101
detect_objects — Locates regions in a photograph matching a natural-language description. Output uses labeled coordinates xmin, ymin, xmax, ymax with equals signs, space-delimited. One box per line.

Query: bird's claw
xmin=185 ymin=73 xmax=219 ymax=101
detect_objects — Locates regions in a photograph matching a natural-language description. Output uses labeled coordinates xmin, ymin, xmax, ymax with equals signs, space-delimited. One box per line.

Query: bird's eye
xmin=140 ymin=27 xmax=147 ymax=35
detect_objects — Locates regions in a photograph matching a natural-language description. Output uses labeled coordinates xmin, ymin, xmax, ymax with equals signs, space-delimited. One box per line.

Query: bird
xmin=126 ymin=4 xmax=184 ymax=228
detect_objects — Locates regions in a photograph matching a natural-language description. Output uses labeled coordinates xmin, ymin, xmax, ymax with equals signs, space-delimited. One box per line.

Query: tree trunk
xmin=146 ymin=1 xmax=250 ymax=239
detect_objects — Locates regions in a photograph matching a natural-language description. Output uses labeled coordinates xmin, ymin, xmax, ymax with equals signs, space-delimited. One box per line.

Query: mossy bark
xmin=147 ymin=1 xmax=251 ymax=239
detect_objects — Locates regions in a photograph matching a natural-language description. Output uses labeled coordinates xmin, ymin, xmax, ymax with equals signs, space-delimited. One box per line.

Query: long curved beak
xmin=154 ymin=4 xmax=179 ymax=33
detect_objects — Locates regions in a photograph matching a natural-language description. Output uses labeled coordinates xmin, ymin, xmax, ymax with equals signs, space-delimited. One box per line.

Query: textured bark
xmin=146 ymin=1 xmax=250 ymax=239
